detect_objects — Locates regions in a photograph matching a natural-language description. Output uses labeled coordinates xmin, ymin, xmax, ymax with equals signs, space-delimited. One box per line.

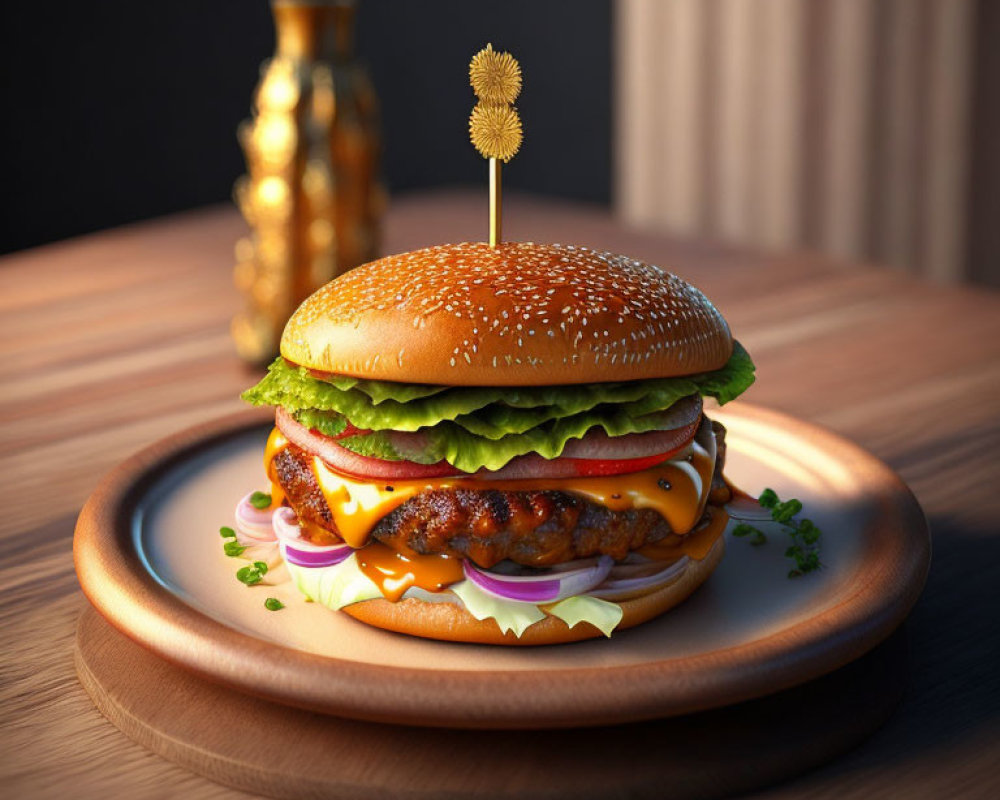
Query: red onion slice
xmin=588 ymin=557 xmax=690 ymax=601
xmin=235 ymin=493 xmax=277 ymax=544
xmin=725 ymin=493 xmax=772 ymax=522
xmin=272 ymin=507 xmax=353 ymax=568
xmin=463 ymin=556 xmax=613 ymax=604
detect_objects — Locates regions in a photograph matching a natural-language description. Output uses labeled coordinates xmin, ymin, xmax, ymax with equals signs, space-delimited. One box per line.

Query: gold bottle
xmin=232 ymin=0 xmax=382 ymax=363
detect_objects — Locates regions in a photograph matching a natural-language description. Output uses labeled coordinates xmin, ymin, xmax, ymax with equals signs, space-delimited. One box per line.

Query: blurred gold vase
xmin=233 ymin=0 xmax=383 ymax=363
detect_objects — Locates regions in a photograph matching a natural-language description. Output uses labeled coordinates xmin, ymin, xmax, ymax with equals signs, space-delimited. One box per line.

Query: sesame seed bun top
xmin=280 ymin=242 xmax=733 ymax=386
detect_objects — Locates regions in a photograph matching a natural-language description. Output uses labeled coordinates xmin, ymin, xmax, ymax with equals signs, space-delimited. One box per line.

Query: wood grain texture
xmin=2 ymin=192 xmax=1000 ymax=796
xmin=74 ymin=606 xmax=908 ymax=800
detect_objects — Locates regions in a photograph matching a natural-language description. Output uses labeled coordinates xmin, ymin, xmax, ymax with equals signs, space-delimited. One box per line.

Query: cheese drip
xmin=263 ymin=427 xmax=288 ymax=509
xmin=638 ymin=506 xmax=729 ymax=561
xmin=265 ymin=428 xmax=716 ymax=550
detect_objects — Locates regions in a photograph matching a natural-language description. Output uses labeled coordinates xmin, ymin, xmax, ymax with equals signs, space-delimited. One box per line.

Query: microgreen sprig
xmin=220 ymin=526 xmax=247 ymax=556
xmin=249 ymin=491 xmax=272 ymax=510
xmin=224 ymin=540 xmax=248 ymax=557
xmin=733 ymin=488 xmax=822 ymax=577
xmin=264 ymin=597 xmax=285 ymax=611
xmin=236 ymin=561 xmax=269 ymax=586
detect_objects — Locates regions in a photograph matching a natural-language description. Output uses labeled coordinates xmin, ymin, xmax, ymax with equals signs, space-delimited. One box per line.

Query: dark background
xmin=0 ymin=0 xmax=612 ymax=255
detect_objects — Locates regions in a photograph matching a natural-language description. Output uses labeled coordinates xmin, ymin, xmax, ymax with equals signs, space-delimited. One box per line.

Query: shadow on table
xmin=758 ymin=511 xmax=1000 ymax=794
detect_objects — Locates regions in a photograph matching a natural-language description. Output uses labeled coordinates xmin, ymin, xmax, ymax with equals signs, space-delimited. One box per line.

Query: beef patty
xmin=272 ymin=420 xmax=727 ymax=568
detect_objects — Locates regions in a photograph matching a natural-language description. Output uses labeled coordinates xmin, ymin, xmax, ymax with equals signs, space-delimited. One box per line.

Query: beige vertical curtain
xmin=615 ymin=0 xmax=975 ymax=281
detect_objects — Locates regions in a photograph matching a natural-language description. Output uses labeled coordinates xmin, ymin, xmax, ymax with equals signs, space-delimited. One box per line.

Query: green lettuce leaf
xmin=242 ymin=342 xmax=755 ymax=436
xmin=547 ymin=595 xmax=624 ymax=638
xmin=292 ymin=408 xmax=347 ymax=437
xmin=322 ymin=375 xmax=446 ymax=404
xmin=334 ymin=404 xmax=707 ymax=472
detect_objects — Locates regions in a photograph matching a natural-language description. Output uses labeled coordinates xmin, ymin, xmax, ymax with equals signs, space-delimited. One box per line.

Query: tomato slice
xmin=564 ymin=446 xmax=688 ymax=477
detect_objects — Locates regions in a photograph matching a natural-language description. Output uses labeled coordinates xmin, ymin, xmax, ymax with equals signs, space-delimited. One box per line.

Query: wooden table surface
xmin=2 ymin=191 xmax=998 ymax=799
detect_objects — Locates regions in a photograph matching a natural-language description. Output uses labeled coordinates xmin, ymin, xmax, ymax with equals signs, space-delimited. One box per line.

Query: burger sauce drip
xmin=356 ymin=543 xmax=464 ymax=601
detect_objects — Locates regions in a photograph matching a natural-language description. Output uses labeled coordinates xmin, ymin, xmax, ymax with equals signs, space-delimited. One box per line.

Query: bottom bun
xmin=342 ymin=536 xmax=725 ymax=646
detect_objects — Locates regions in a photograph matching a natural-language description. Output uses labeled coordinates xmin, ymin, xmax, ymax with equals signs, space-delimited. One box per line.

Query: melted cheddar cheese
xmin=263 ymin=427 xmax=289 ymax=509
xmin=265 ymin=428 xmax=718 ymax=551
xmin=637 ymin=506 xmax=729 ymax=561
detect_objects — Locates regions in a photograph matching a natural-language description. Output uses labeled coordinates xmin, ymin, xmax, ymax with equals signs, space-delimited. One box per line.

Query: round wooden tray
xmin=74 ymin=404 xmax=929 ymax=730
xmin=75 ymin=605 xmax=910 ymax=800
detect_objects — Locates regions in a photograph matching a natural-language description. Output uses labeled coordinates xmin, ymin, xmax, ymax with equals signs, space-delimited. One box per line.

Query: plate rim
xmin=74 ymin=405 xmax=930 ymax=729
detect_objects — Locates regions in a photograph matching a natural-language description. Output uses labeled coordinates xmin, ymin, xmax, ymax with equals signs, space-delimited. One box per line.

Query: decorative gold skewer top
xmin=469 ymin=44 xmax=522 ymax=247
xmin=469 ymin=104 xmax=522 ymax=163
xmin=470 ymin=43 xmax=522 ymax=105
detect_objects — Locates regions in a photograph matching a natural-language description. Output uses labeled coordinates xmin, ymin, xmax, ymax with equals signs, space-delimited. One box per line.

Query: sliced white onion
xmin=463 ymin=556 xmax=613 ymax=604
xmin=588 ymin=557 xmax=690 ymax=601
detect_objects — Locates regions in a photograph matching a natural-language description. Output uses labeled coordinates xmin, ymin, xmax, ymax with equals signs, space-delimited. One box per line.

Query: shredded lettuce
xmin=547 ymin=595 xmax=624 ymax=638
xmin=449 ymin=579 xmax=547 ymax=637
xmin=284 ymin=549 xmax=383 ymax=610
xmin=281 ymin=551 xmax=628 ymax=639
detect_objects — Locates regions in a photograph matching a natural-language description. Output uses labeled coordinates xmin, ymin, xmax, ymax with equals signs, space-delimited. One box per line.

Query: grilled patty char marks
xmin=272 ymin=422 xmax=727 ymax=567
xmin=371 ymin=489 xmax=674 ymax=567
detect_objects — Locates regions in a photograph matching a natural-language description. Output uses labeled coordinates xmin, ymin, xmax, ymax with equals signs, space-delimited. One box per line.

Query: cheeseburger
xmin=241 ymin=241 xmax=754 ymax=644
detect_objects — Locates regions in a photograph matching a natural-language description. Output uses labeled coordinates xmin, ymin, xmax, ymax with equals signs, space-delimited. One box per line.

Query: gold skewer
xmin=489 ymin=158 xmax=502 ymax=247
xmin=468 ymin=44 xmax=522 ymax=248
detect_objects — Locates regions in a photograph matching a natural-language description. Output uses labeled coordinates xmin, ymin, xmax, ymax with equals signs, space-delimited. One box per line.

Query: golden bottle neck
xmin=272 ymin=1 xmax=356 ymax=62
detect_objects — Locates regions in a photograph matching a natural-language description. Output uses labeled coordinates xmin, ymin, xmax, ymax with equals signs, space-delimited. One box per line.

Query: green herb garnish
xmin=236 ymin=564 xmax=265 ymax=586
xmin=219 ymin=526 xmax=236 ymax=538
xmin=223 ymin=541 xmax=247 ymax=557
xmin=249 ymin=491 xmax=272 ymax=510
xmin=732 ymin=522 xmax=767 ymax=546
xmin=264 ymin=598 xmax=285 ymax=611
xmin=733 ymin=488 xmax=822 ymax=577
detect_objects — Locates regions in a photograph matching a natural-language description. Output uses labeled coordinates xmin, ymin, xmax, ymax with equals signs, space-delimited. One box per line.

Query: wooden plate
xmin=74 ymin=404 xmax=929 ymax=729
